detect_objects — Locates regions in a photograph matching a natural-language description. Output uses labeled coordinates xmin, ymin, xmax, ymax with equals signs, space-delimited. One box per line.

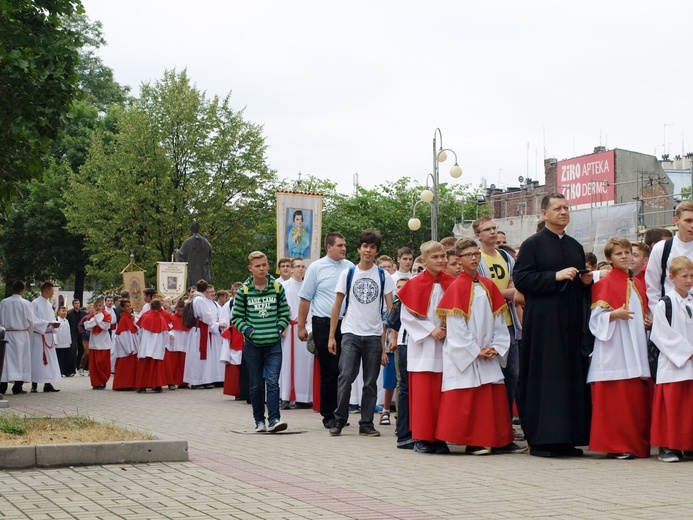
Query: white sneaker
xmin=267 ymin=420 xmax=287 ymax=433
xmin=78 ymin=369 xmax=84 ymax=376
xmin=254 ymin=422 xmax=267 ymax=433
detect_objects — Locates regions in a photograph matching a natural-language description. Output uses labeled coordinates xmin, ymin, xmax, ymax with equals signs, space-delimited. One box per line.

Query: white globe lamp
xmin=408 ymin=217 xmax=421 ymax=231
xmin=420 ymin=189 xmax=434 ymax=203
xmin=450 ymin=164 xmax=462 ymax=178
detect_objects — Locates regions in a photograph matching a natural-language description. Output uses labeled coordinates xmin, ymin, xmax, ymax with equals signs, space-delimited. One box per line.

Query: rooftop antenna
xmin=543 ymin=124 xmax=546 ymax=159
xmin=352 ymin=172 xmax=359 ymax=196
xmin=526 ymin=142 xmax=530 ymax=177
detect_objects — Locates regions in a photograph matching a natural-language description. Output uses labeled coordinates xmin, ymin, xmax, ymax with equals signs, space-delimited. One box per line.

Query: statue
xmin=176 ymin=222 xmax=212 ymax=288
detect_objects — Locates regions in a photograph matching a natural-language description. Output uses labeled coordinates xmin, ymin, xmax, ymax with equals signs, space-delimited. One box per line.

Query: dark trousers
xmin=312 ymin=316 xmax=341 ymax=425
xmin=395 ymin=343 xmax=414 ymax=447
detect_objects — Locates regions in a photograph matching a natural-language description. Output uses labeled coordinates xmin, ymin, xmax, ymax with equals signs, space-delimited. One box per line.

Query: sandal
xmin=379 ymin=412 xmax=391 ymax=426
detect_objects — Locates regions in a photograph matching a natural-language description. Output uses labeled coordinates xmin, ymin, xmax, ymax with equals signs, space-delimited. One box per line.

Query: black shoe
xmin=0 ymin=382 xmax=7 ymax=395
xmin=329 ymin=421 xmax=345 ymax=436
xmin=556 ymin=446 xmax=583 ymax=457
xmin=323 ymin=417 xmax=336 ymax=429
xmin=153 ymin=387 xmax=163 ymax=393
xmin=397 ymin=440 xmax=416 ymax=450
xmin=280 ymin=400 xmax=291 ymax=410
xmin=465 ymin=446 xmax=491 ymax=456
xmin=12 ymin=383 xmax=26 ymax=395
xmin=413 ymin=441 xmax=437 ymax=454
xmin=30 ymin=387 xmax=37 ymax=393
xmin=435 ymin=442 xmax=451 ymax=454
xmin=529 ymin=447 xmax=559 ymax=458
xmin=359 ymin=425 xmax=381 ymax=437
xmin=43 ymin=384 xmax=60 ymax=393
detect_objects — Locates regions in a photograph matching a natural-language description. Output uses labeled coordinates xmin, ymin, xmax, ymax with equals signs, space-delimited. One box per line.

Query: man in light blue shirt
xmin=298 ymin=232 xmax=354 ymax=428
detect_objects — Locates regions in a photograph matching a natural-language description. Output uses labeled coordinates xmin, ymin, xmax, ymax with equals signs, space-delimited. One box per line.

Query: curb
xmin=0 ymin=440 xmax=188 ymax=469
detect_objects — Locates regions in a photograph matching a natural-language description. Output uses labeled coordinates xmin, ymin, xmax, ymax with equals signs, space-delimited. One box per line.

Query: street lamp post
xmin=408 ymin=128 xmax=462 ymax=241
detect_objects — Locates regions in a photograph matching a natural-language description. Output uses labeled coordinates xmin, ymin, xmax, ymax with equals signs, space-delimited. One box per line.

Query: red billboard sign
xmin=557 ymin=149 xmax=614 ymax=207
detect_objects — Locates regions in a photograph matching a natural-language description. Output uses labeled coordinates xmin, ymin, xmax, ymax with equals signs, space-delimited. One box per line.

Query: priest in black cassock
xmin=514 ymin=193 xmax=593 ymax=458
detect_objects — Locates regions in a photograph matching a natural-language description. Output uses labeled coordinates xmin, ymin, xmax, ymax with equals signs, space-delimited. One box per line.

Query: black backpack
xmin=647 ymin=295 xmax=672 ymax=383
xmin=182 ymin=300 xmax=197 ymax=329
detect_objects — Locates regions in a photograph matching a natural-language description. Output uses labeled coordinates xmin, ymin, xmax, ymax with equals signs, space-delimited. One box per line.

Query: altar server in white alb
xmin=435 ymin=239 xmax=524 ymax=455
xmin=280 ymin=258 xmax=313 ymax=408
xmin=0 ymin=281 xmax=34 ymax=395
xmin=650 ymin=255 xmax=693 ymax=463
xmin=588 ymin=237 xmax=651 ymax=460
xmin=30 ymin=281 xmax=61 ymax=393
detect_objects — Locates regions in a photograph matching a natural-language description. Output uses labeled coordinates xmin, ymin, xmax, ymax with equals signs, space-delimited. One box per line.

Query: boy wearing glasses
xmin=436 ymin=239 xmax=525 ymax=454
xmin=473 ymin=216 xmax=522 ymax=431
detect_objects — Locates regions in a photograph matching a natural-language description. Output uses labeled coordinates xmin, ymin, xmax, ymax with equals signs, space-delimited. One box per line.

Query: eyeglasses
xmin=459 ymin=252 xmax=482 ymax=259
xmin=479 ymin=226 xmax=497 ymax=233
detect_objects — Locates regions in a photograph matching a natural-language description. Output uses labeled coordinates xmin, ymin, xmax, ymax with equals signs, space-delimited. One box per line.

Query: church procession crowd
xmin=3 ymin=192 xmax=693 ymax=462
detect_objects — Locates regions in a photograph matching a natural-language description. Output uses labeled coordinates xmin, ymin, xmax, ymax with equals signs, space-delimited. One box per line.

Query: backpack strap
xmin=663 ymin=295 xmax=673 ymax=325
xmin=378 ymin=266 xmax=386 ymax=314
xmin=660 ymin=237 xmax=674 ymax=298
xmin=344 ymin=266 xmax=355 ymax=313
xmin=496 ymin=248 xmax=510 ymax=265
xmin=274 ymin=280 xmax=281 ymax=293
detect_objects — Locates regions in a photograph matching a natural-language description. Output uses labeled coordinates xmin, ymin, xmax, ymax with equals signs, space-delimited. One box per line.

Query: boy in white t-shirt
xmin=328 ymin=229 xmax=395 ymax=437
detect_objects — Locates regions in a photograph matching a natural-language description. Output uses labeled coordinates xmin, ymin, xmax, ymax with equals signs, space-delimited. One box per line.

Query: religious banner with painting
xmin=122 ymin=271 xmax=146 ymax=313
xmin=157 ymin=262 xmax=188 ymax=301
xmin=276 ymin=191 xmax=323 ymax=267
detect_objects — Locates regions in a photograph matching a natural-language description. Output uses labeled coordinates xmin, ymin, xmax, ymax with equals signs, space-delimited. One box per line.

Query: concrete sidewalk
xmin=0 ymin=375 xmax=691 ymax=519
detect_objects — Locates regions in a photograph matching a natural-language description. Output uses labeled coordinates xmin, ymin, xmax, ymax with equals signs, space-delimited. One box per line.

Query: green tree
xmin=0 ymin=0 xmax=84 ymax=209
xmin=321 ymin=178 xmax=487 ymax=261
xmin=64 ymin=69 xmax=277 ymax=287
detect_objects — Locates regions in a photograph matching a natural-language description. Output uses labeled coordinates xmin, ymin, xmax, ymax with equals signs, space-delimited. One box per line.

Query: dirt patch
xmin=0 ymin=413 xmax=155 ymax=446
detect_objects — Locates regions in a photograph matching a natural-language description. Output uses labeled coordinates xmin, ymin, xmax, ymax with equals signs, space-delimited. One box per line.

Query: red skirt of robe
xmin=135 ymin=357 xmax=167 ymax=389
xmin=89 ymin=349 xmax=111 ymax=387
xmin=590 ymin=378 xmax=651 ymax=458
xmin=651 ymin=380 xmax=693 ymax=451
xmin=410 ymin=371 xmax=443 ymax=442
xmin=112 ymin=354 xmax=138 ymax=390
xmin=223 ymin=364 xmax=240 ymax=397
xmin=436 ymin=383 xmax=514 ymax=447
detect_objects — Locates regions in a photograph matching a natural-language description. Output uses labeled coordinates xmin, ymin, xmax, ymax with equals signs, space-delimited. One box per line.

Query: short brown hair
xmin=603 ymin=237 xmax=631 ymax=260
xmin=440 ymin=236 xmax=457 ymax=249
xmin=277 ymin=258 xmax=291 ymax=268
xmin=455 ymin=239 xmax=479 ymax=256
xmin=632 ymin=242 xmax=651 ymax=258
xmin=472 ymin=215 xmax=494 ymax=234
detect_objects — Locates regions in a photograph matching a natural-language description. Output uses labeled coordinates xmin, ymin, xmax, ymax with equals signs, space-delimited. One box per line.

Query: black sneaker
xmin=329 ymin=421 xmax=345 ymax=436
xmin=413 ymin=440 xmax=436 ymax=454
xmin=491 ymin=442 xmax=528 ymax=454
xmin=465 ymin=446 xmax=491 ymax=456
xmin=359 ymin=425 xmax=381 ymax=437
xmin=267 ymin=420 xmax=287 ymax=433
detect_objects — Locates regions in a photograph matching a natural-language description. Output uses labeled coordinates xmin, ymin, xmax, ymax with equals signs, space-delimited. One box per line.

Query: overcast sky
xmin=81 ymin=0 xmax=693 ymax=195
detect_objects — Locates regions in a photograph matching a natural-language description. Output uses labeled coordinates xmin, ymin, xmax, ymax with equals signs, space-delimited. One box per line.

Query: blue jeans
xmin=244 ymin=340 xmax=282 ymax=425
xmin=502 ymin=325 xmax=519 ymax=419
xmin=395 ymin=343 xmax=414 ymax=446
xmin=335 ymin=333 xmax=382 ymax=427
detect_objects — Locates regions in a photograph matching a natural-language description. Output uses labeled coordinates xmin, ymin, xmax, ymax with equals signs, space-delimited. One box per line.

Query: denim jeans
xmin=244 ymin=340 xmax=282 ymax=425
xmin=334 ymin=333 xmax=383 ymax=427
xmin=395 ymin=343 xmax=414 ymax=446
xmin=502 ymin=325 xmax=519 ymax=418
xmin=312 ymin=316 xmax=341 ymax=425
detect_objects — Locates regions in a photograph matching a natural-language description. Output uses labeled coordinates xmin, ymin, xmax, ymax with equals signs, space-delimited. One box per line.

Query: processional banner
xmin=276 ymin=191 xmax=323 ymax=267
xmin=122 ymin=271 xmax=146 ymax=313
xmin=157 ymin=262 xmax=188 ymax=301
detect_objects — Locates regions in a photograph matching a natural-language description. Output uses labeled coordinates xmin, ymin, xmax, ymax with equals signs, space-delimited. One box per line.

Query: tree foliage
xmin=322 ymin=178 xmax=488 ymax=262
xmin=64 ymin=69 xmax=277 ymax=288
xmin=0 ymin=0 xmax=84 ymax=208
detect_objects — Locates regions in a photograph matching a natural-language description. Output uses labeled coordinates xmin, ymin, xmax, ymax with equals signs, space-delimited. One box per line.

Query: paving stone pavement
xmin=1 ymin=375 xmax=692 ymax=519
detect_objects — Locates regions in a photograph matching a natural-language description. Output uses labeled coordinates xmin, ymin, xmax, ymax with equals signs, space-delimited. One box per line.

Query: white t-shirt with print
xmin=336 ymin=265 xmax=396 ymax=336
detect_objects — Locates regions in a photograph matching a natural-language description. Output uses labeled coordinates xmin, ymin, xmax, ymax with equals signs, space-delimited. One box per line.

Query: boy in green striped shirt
xmin=232 ymin=251 xmax=291 ymax=433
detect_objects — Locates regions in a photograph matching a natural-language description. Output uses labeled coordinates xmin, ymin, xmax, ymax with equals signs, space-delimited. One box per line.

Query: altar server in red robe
xmin=396 ymin=240 xmax=455 ymax=454
xmin=84 ymin=298 xmax=112 ymax=389
xmin=112 ymin=299 xmax=139 ymax=391
xmin=436 ymin=239 xmax=525 ymax=455
xmin=588 ymin=237 xmax=651 ymax=459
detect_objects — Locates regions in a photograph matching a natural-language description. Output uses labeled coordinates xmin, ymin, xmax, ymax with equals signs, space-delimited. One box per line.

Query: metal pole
xmin=432 ymin=128 xmax=442 ymax=241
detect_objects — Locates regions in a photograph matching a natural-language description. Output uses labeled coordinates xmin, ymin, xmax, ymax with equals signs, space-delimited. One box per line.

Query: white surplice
xmin=650 ymin=290 xmax=693 ymax=384
xmin=30 ymin=296 xmax=61 ymax=384
xmin=402 ymin=284 xmax=445 ymax=373
xmin=280 ymin=277 xmax=314 ymax=403
xmin=441 ymin=284 xmax=509 ymax=392
xmin=0 ymin=294 xmax=34 ymax=382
